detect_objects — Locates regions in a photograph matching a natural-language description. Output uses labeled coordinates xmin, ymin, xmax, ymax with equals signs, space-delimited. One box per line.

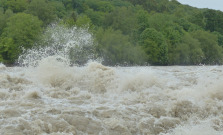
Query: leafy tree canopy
xmin=0 ymin=13 xmax=42 ymax=63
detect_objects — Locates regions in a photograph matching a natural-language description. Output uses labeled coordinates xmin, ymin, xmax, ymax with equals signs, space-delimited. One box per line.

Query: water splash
xmin=18 ymin=24 xmax=95 ymax=67
xmin=0 ymin=63 xmax=6 ymax=70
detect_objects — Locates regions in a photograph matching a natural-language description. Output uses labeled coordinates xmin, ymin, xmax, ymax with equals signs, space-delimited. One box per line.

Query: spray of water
xmin=0 ymin=63 xmax=6 ymax=70
xmin=18 ymin=24 xmax=96 ymax=67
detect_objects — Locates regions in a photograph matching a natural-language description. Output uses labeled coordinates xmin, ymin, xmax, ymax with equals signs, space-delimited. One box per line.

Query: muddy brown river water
xmin=1 ymin=59 xmax=223 ymax=135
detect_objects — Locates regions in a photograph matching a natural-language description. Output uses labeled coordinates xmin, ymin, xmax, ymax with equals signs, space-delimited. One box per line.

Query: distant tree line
xmin=1 ymin=0 xmax=223 ymax=65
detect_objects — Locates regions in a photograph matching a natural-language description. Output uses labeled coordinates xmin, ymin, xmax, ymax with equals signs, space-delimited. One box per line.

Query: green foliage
xmin=0 ymin=0 xmax=9 ymax=10
xmin=176 ymin=18 xmax=201 ymax=32
xmin=0 ymin=8 xmax=5 ymax=34
xmin=6 ymin=0 xmax=28 ymax=13
xmin=63 ymin=11 xmax=78 ymax=26
xmin=147 ymin=13 xmax=183 ymax=34
xmin=213 ymin=32 xmax=223 ymax=47
xmin=85 ymin=0 xmax=114 ymax=12
xmin=131 ymin=7 xmax=150 ymax=43
xmin=3 ymin=13 xmax=43 ymax=47
xmin=189 ymin=9 xmax=223 ymax=35
xmin=75 ymin=15 xmax=92 ymax=28
xmin=0 ymin=13 xmax=42 ymax=63
xmin=61 ymin=0 xmax=73 ymax=10
xmin=0 ymin=0 xmax=223 ymax=65
xmin=104 ymin=6 xmax=137 ymax=35
xmin=96 ymin=28 xmax=146 ymax=65
xmin=111 ymin=0 xmax=133 ymax=7
xmin=85 ymin=9 xmax=105 ymax=26
xmin=175 ymin=34 xmax=204 ymax=65
xmin=51 ymin=1 xmax=66 ymax=18
xmin=72 ymin=0 xmax=88 ymax=13
xmin=0 ymin=9 xmax=13 ymax=35
xmin=136 ymin=8 xmax=150 ymax=34
xmin=204 ymin=9 xmax=223 ymax=35
xmin=126 ymin=0 xmax=179 ymax=13
xmin=0 ymin=37 xmax=16 ymax=63
xmin=163 ymin=25 xmax=183 ymax=45
xmin=27 ymin=0 xmax=56 ymax=25
xmin=140 ymin=28 xmax=168 ymax=65
xmin=0 ymin=55 xmax=3 ymax=62
xmin=192 ymin=30 xmax=223 ymax=64
xmin=189 ymin=10 xmax=206 ymax=29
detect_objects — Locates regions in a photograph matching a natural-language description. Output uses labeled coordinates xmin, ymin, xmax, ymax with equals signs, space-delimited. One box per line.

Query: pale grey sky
xmin=177 ymin=0 xmax=223 ymax=11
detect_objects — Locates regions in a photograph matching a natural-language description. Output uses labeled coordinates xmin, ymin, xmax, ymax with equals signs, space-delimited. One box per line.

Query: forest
xmin=1 ymin=0 xmax=223 ymax=66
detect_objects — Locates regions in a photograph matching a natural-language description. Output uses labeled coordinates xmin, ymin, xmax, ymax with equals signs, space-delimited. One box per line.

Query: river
xmin=1 ymin=58 xmax=223 ymax=135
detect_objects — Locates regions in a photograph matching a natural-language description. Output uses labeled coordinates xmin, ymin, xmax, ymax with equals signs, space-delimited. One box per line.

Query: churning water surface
xmin=1 ymin=25 xmax=223 ymax=135
xmin=1 ymin=62 xmax=223 ymax=135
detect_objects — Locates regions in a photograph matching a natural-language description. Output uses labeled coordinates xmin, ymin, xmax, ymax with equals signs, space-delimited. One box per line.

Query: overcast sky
xmin=177 ymin=0 xmax=223 ymax=11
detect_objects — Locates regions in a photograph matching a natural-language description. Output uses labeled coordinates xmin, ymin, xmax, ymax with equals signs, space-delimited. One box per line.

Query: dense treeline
xmin=1 ymin=0 xmax=223 ymax=65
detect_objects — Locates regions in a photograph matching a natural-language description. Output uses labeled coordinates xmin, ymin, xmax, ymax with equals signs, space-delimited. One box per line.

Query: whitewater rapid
xmin=1 ymin=24 xmax=223 ymax=135
xmin=1 ymin=59 xmax=223 ymax=135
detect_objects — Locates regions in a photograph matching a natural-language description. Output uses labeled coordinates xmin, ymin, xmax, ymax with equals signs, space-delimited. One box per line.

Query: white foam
xmin=1 ymin=65 xmax=223 ymax=134
xmin=0 ymin=63 xmax=6 ymax=70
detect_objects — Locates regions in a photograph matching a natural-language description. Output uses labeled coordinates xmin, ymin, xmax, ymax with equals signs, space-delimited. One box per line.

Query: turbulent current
xmin=1 ymin=62 xmax=223 ymax=135
xmin=1 ymin=25 xmax=223 ymax=135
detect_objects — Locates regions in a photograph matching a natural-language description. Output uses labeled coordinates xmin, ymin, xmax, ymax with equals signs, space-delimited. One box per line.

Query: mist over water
xmin=1 ymin=25 xmax=223 ymax=135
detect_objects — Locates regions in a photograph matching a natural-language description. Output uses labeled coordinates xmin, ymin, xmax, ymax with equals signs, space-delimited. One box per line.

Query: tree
xmin=85 ymin=0 xmax=114 ymax=12
xmin=189 ymin=10 xmax=206 ymax=29
xmin=192 ymin=30 xmax=223 ymax=64
xmin=131 ymin=7 xmax=150 ymax=44
xmin=0 ymin=8 xmax=5 ymax=34
xmin=0 ymin=0 xmax=8 ymax=10
xmin=27 ymin=0 xmax=56 ymax=25
xmin=61 ymin=0 xmax=73 ymax=10
xmin=104 ymin=6 xmax=137 ymax=35
xmin=204 ymin=9 xmax=223 ymax=35
xmin=162 ymin=24 xmax=184 ymax=64
xmin=0 ymin=9 xmax=13 ymax=35
xmin=0 ymin=37 xmax=16 ymax=63
xmin=6 ymin=0 xmax=28 ymax=13
xmin=0 ymin=13 xmax=42 ymax=63
xmin=75 ymin=15 xmax=92 ymax=28
xmin=147 ymin=13 xmax=175 ymax=32
xmin=110 ymin=0 xmax=133 ymax=7
xmin=96 ymin=28 xmax=146 ymax=65
xmin=175 ymin=34 xmax=204 ymax=65
xmin=85 ymin=8 xmax=105 ymax=26
xmin=140 ymin=28 xmax=168 ymax=65
xmin=136 ymin=8 xmax=150 ymax=34
xmin=213 ymin=32 xmax=223 ymax=47
xmin=51 ymin=1 xmax=66 ymax=18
